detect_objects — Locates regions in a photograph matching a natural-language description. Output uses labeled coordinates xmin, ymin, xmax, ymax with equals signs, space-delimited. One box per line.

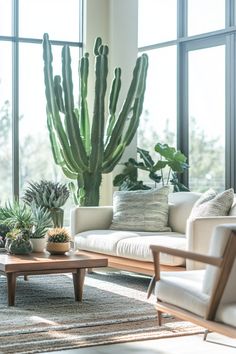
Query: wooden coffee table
xmin=0 ymin=251 xmax=108 ymax=306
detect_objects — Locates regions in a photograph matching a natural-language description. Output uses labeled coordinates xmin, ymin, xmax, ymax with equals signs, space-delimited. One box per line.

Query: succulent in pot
xmin=22 ymin=180 xmax=70 ymax=228
xmin=30 ymin=205 xmax=53 ymax=252
xmin=5 ymin=228 xmax=33 ymax=255
xmin=0 ymin=201 xmax=53 ymax=253
xmin=46 ymin=227 xmax=71 ymax=255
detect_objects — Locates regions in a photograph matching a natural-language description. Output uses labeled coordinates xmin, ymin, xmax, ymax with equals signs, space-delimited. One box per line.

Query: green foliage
xmin=0 ymin=201 xmax=33 ymax=230
xmin=113 ymin=144 xmax=189 ymax=192
xmin=47 ymin=227 xmax=70 ymax=243
xmin=22 ymin=180 xmax=69 ymax=209
xmin=0 ymin=201 xmax=53 ymax=239
xmin=43 ymin=34 xmax=148 ymax=206
xmin=31 ymin=205 xmax=53 ymax=239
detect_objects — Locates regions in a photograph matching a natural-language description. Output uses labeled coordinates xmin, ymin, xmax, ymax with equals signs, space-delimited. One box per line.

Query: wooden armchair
xmin=148 ymin=224 xmax=236 ymax=339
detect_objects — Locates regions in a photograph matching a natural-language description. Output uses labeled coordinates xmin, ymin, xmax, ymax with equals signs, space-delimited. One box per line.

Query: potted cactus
xmin=22 ymin=180 xmax=69 ymax=228
xmin=42 ymin=35 xmax=148 ymax=206
xmin=46 ymin=227 xmax=71 ymax=255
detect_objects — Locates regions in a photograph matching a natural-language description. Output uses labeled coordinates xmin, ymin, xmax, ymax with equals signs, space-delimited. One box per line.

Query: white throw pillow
xmin=189 ymin=188 xmax=234 ymax=220
xmin=110 ymin=186 xmax=171 ymax=232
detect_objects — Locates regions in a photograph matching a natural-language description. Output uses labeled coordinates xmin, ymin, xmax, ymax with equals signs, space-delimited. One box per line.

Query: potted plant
xmin=42 ymin=35 xmax=148 ymax=206
xmin=22 ymin=180 xmax=69 ymax=228
xmin=30 ymin=205 xmax=53 ymax=252
xmin=0 ymin=201 xmax=53 ymax=253
xmin=46 ymin=228 xmax=71 ymax=255
xmin=113 ymin=143 xmax=190 ymax=192
xmin=5 ymin=228 xmax=33 ymax=255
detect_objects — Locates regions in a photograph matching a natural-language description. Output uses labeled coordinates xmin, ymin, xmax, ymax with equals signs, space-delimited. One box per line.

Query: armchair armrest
xmin=186 ymin=216 xmax=236 ymax=270
xmin=70 ymin=206 xmax=113 ymax=236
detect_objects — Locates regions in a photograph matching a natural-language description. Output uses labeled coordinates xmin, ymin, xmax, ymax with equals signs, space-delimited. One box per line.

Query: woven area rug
xmin=0 ymin=270 xmax=204 ymax=354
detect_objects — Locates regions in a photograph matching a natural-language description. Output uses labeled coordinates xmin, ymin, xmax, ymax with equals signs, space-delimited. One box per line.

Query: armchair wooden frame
xmin=149 ymin=230 xmax=236 ymax=339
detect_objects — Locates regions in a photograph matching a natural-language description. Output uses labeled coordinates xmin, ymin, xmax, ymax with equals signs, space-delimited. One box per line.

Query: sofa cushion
xmin=74 ymin=230 xmax=138 ymax=256
xmin=110 ymin=187 xmax=171 ymax=232
xmin=168 ymin=192 xmax=201 ymax=233
xmin=155 ymin=270 xmax=208 ymax=316
xmin=189 ymin=188 xmax=234 ymax=220
xmin=116 ymin=233 xmax=186 ymax=265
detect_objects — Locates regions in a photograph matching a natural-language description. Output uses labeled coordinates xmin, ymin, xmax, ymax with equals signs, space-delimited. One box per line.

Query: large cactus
xmin=42 ymin=34 xmax=148 ymax=206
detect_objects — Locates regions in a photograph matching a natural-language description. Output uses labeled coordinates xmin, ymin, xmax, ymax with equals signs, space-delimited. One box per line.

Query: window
xmin=0 ymin=42 xmax=12 ymax=203
xmin=138 ymin=0 xmax=236 ymax=192
xmin=188 ymin=45 xmax=225 ymax=192
xmin=0 ymin=0 xmax=82 ymax=222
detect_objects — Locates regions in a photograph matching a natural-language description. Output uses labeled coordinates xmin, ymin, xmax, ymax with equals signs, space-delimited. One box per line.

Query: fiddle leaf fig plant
xmin=113 ymin=143 xmax=190 ymax=192
xmin=42 ymin=34 xmax=148 ymax=206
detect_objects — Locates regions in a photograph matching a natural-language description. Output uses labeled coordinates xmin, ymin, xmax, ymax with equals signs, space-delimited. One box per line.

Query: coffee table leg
xmin=73 ymin=268 xmax=86 ymax=302
xmin=7 ymin=273 xmax=16 ymax=306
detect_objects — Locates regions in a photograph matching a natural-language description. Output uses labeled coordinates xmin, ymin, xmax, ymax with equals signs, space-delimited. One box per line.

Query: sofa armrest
xmin=186 ymin=216 xmax=236 ymax=270
xmin=70 ymin=206 xmax=113 ymax=236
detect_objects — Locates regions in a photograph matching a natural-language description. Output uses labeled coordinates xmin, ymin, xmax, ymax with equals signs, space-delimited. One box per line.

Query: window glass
xmin=188 ymin=45 xmax=225 ymax=192
xmin=19 ymin=43 xmax=79 ymax=223
xmin=188 ymin=0 xmax=225 ymax=36
xmin=138 ymin=46 xmax=177 ymax=183
xmin=19 ymin=0 xmax=80 ymax=41
xmin=0 ymin=0 xmax=12 ymax=36
xmin=0 ymin=42 xmax=12 ymax=203
xmin=138 ymin=0 xmax=177 ymax=47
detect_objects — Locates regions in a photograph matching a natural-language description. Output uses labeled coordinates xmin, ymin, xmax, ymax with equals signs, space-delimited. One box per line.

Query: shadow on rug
xmin=0 ymin=270 xmax=204 ymax=354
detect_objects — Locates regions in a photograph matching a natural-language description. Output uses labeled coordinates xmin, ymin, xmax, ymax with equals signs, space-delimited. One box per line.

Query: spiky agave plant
xmin=22 ymin=180 xmax=69 ymax=209
xmin=0 ymin=201 xmax=33 ymax=230
xmin=43 ymin=34 xmax=148 ymax=206
xmin=31 ymin=205 xmax=53 ymax=239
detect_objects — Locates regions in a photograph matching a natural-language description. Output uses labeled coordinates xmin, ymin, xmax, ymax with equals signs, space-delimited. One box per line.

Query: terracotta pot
xmin=46 ymin=242 xmax=70 ymax=255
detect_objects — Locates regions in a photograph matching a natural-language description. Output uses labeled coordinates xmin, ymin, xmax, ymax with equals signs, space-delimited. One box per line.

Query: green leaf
xmin=137 ymin=147 xmax=154 ymax=168
xmin=153 ymin=160 xmax=168 ymax=171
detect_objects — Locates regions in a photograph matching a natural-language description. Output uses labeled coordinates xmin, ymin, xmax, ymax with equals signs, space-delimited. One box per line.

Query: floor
xmin=48 ymin=332 xmax=236 ymax=354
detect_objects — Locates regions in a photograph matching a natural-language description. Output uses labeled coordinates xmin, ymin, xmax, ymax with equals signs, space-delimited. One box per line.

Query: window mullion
xmin=12 ymin=0 xmax=19 ymax=199
xmin=225 ymin=33 xmax=236 ymax=189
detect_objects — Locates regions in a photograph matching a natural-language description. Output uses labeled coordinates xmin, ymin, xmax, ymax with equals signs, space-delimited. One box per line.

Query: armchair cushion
xmin=110 ymin=186 xmax=171 ymax=232
xmin=155 ymin=270 xmax=208 ymax=316
xmin=189 ymin=188 xmax=234 ymax=220
xmin=216 ymin=303 xmax=236 ymax=327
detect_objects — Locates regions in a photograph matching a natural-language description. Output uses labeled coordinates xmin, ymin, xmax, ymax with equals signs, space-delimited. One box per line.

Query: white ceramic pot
xmin=30 ymin=238 xmax=47 ymax=252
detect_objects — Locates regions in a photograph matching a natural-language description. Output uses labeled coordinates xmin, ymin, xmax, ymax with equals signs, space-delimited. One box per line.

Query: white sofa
xmin=71 ymin=192 xmax=236 ymax=274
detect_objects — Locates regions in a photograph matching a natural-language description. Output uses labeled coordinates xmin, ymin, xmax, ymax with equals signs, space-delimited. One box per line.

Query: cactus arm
xmin=104 ymin=54 xmax=147 ymax=160
xmin=62 ymin=45 xmax=89 ymax=171
xmin=62 ymin=166 xmax=78 ymax=179
xmin=102 ymin=144 xmax=125 ymax=173
xmin=43 ymin=33 xmax=82 ymax=173
xmin=89 ymin=43 xmax=108 ymax=172
xmin=122 ymin=55 xmax=148 ymax=146
xmin=53 ymin=75 xmax=65 ymax=113
xmin=105 ymin=68 xmax=121 ymax=145
xmin=47 ymin=111 xmax=65 ymax=166
xmin=79 ymin=53 xmax=91 ymax=154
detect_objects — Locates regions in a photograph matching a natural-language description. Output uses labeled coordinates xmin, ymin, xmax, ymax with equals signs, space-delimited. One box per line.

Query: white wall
xmin=84 ymin=0 xmax=138 ymax=205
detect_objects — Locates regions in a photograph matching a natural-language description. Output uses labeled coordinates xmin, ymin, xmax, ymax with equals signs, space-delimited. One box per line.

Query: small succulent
xmin=22 ymin=180 xmax=70 ymax=209
xmin=47 ymin=228 xmax=71 ymax=243
xmin=6 ymin=228 xmax=31 ymax=241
